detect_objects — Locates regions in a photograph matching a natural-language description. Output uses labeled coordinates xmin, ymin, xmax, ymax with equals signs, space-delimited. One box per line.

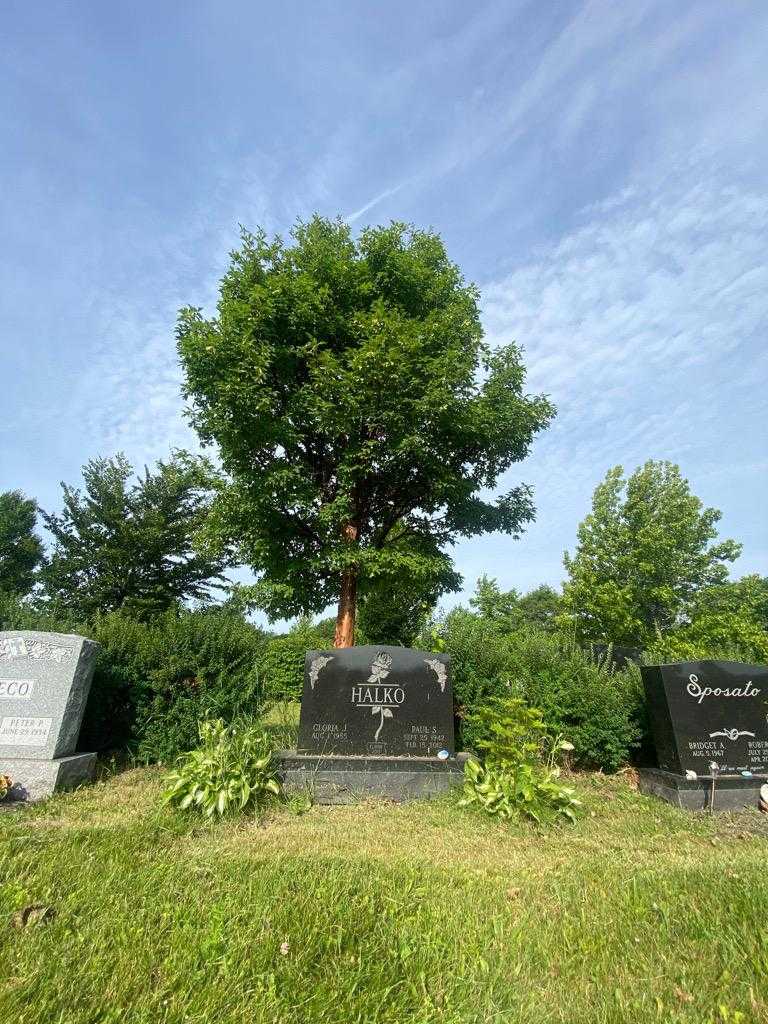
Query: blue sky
xmin=1 ymin=1 xmax=767 ymax=619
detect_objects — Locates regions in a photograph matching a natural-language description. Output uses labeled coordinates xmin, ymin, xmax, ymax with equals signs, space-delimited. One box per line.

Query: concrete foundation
xmin=4 ymin=752 xmax=96 ymax=802
xmin=638 ymin=765 xmax=768 ymax=812
xmin=278 ymin=751 xmax=468 ymax=804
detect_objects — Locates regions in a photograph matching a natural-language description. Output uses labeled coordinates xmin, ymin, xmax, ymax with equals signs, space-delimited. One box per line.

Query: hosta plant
xmin=459 ymin=755 xmax=580 ymax=824
xmin=459 ymin=697 xmax=580 ymax=824
xmin=163 ymin=718 xmax=281 ymax=817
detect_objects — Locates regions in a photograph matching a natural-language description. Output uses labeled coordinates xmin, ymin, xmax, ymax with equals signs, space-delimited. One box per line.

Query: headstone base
xmin=5 ymin=752 xmax=96 ymax=802
xmin=278 ymin=751 xmax=469 ymax=804
xmin=638 ymin=765 xmax=768 ymax=812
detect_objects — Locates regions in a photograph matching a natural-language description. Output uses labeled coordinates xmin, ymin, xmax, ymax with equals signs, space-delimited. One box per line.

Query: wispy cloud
xmin=473 ymin=154 xmax=768 ymax=594
xmin=346 ymin=182 xmax=407 ymax=224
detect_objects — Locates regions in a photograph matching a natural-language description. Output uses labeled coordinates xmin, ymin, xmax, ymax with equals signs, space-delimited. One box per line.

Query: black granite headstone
xmin=297 ymin=645 xmax=455 ymax=758
xmin=641 ymin=660 xmax=768 ymax=775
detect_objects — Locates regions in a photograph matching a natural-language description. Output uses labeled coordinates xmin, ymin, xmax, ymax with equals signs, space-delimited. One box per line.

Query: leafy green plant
xmin=459 ymin=697 xmax=580 ymax=824
xmin=163 ymin=718 xmax=281 ymax=817
xmin=505 ymin=628 xmax=644 ymax=772
xmin=464 ymin=697 xmax=549 ymax=764
xmin=459 ymin=756 xmax=580 ymax=824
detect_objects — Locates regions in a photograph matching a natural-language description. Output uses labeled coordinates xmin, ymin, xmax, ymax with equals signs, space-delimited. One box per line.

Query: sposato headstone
xmin=0 ymin=630 xmax=98 ymax=801
xmin=640 ymin=660 xmax=768 ymax=810
xmin=281 ymin=645 xmax=464 ymax=802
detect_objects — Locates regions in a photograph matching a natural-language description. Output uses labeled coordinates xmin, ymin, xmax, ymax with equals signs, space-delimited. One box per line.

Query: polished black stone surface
xmin=641 ymin=660 xmax=768 ymax=775
xmin=297 ymin=645 xmax=455 ymax=757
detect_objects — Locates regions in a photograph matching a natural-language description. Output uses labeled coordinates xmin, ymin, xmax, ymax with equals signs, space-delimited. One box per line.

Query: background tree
xmin=177 ymin=216 xmax=554 ymax=647
xmin=518 ymin=584 xmax=563 ymax=632
xmin=0 ymin=489 xmax=44 ymax=598
xmin=40 ymin=452 xmax=231 ymax=619
xmin=659 ymin=574 xmax=768 ymax=662
xmin=469 ymin=574 xmax=523 ymax=633
xmin=468 ymin=577 xmax=563 ymax=634
xmin=562 ymin=461 xmax=741 ymax=646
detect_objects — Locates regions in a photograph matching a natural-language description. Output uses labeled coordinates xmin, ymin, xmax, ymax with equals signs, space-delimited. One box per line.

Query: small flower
xmin=685 ymin=770 xmax=698 ymax=781
xmin=280 ymin=941 xmax=290 ymax=956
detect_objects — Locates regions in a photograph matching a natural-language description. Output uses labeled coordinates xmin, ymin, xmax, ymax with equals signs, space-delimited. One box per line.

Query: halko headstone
xmin=0 ymin=630 xmax=98 ymax=801
xmin=297 ymin=645 xmax=455 ymax=757
xmin=640 ymin=660 xmax=768 ymax=810
xmin=281 ymin=645 xmax=464 ymax=802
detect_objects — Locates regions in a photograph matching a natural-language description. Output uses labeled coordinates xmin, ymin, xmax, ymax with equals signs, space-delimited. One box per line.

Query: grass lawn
xmin=1 ymin=768 xmax=767 ymax=1024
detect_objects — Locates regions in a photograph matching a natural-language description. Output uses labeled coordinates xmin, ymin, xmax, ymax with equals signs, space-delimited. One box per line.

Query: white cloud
xmin=467 ymin=157 xmax=768 ymax=598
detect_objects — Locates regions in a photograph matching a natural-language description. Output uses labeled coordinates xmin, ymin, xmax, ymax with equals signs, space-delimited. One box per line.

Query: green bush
xmin=163 ymin=717 xmax=280 ymax=817
xmin=505 ymin=629 xmax=645 ymax=772
xmin=0 ymin=596 xmax=268 ymax=762
xmin=127 ymin=609 xmax=267 ymax=762
xmin=645 ymin=628 xmax=768 ymax=666
xmin=425 ymin=609 xmax=516 ymax=745
xmin=259 ymin=617 xmax=335 ymax=705
xmin=429 ymin=610 xmax=643 ymax=772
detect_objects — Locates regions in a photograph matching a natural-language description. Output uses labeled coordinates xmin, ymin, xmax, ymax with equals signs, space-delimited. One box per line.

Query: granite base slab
xmin=638 ymin=765 xmax=768 ymax=812
xmin=4 ymin=752 xmax=96 ymax=802
xmin=278 ymin=751 xmax=469 ymax=804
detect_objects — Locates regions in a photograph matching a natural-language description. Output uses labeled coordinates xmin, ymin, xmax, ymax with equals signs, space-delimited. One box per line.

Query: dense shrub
xmin=645 ymin=628 xmax=768 ymax=666
xmin=505 ymin=630 xmax=645 ymax=772
xmin=429 ymin=610 xmax=644 ymax=771
xmin=126 ymin=609 xmax=267 ymax=762
xmin=258 ymin=617 xmax=335 ymax=705
xmin=424 ymin=609 xmax=516 ymax=730
xmin=0 ymin=596 xmax=268 ymax=761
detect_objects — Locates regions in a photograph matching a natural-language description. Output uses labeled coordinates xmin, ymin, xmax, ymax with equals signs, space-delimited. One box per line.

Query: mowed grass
xmin=1 ymin=769 xmax=768 ymax=1024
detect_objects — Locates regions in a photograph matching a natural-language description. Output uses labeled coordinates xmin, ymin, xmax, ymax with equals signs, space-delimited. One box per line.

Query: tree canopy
xmin=469 ymin=576 xmax=563 ymax=634
xmin=562 ymin=460 xmax=741 ymax=646
xmin=0 ymin=489 xmax=44 ymax=598
xmin=177 ymin=215 xmax=554 ymax=645
xmin=40 ymin=453 xmax=231 ymax=619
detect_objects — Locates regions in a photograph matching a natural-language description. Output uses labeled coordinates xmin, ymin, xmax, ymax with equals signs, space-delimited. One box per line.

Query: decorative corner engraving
xmin=0 ymin=637 xmax=74 ymax=663
xmin=308 ymin=655 xmax=334 ymax=690
xmin=424 ymin=657 xmax=447 ymax=692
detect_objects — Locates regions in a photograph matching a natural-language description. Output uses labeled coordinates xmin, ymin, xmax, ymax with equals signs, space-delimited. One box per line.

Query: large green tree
xmin=562 ymin=461 xmax=741 ymax=646
xmin=177 ymin=216 xmax=554 ymax=646
xmin=469 ymin=574 xmax=523 ymax=632
xmin=0 ymin=490 xmax=44 ymax=597
xmin=40 ymin=453 xmax=231 ymax=619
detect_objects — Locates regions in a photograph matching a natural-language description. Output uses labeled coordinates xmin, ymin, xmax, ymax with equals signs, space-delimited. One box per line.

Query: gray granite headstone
xmin=0 ymin=630 xmax=98 ymax=800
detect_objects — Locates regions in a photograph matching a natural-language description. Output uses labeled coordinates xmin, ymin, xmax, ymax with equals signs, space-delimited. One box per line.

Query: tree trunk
xmin=334 ymin=523 xmax=358 ymax=648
